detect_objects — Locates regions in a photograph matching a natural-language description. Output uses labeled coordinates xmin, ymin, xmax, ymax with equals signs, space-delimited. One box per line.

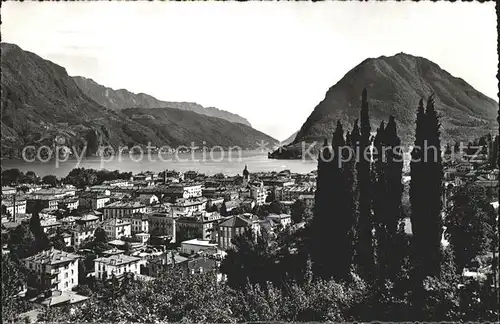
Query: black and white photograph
xmin=1 ymin=1 xmax=499 ymax=323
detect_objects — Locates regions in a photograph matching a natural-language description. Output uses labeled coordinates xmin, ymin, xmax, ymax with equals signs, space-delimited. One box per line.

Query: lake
xmin=1 ymin=151 xmax=318 ymax=178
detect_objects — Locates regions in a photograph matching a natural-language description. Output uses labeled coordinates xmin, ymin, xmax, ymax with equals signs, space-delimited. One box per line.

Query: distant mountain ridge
xmin=280 ymin=131 xmax=298 ymax=146
xmin=0 ymin=43 xmax=276 ymax=159
xmin=293 ymin=52 xmax=498 ymax=147
xmin=72 ymin=76 xmax=252 ymax=126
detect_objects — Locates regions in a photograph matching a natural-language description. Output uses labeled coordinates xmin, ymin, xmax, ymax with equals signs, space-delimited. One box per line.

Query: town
xmin=1 ymin=164 xmax=317 ymax=321
xmin=1 ymin=135 xmax=498 ymax=322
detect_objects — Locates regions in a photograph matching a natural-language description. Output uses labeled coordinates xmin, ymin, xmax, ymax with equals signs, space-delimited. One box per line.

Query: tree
xmin=445 ymin=184 xmax=494 ymax=271
xmin=7 ymin=224 xmax=37 ymax=260
xmin=50 ymin=233 xmax=68 ymax=251
xmin=269 ymin=200 xmax=288 ymax=215
xmin=489 ymin=135 xmax=498 ymax=168
xmin=29 ymin=205 xmax=51 ymax=252
xmin=1 ymin=254 xmax=27 ymax=322
xmin=290 ymin=199 xmax=306 ymax=224
xmin=42 ymin=174 xmax=59 ymax=186
xmin=409 ymin=95 xmax=444 ymax=319
xmin=310 ymin=121 xmax=356 ymax=281
xmin=94 ymin=227 xmax=108 ymax=244
xmin=354 ymin=89 xmax=375 ymax=282
xmin=373 ymin=116 xmax=404 ymax=280
xmin=22 ymin=171 xmax=38 ymax=184
xmin=1 ymin=168 xmax=22 ymax=185
xmin=422 ymin=95 xmax=443 ymax=278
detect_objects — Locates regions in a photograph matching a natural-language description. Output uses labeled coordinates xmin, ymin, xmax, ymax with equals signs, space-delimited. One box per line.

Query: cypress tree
xmin=310 ymin=121 xmax=357 ymax=281
xmin=355 ymin=89 xmax=375 ymax=282
xmin=383 ymin=116 xmax=404 ymax=278
xmin=311 ymin=137 xmax=333 ymax=279
xmin=422 ymin=95 xmax=443 ymax=278
xmin=409 ymin=98 xmax=427 ymax=318
xmin=372 ymin=121 xmax=387 ymax=277
xmin=331 ymin=120 xmax=356 ymax=280
xmin=409 ymin=95 xmax=444 ymax=318
xmin=410 ymin=98 xmax=426 ymax=266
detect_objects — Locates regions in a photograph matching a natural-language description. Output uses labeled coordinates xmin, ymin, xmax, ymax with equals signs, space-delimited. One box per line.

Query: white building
xmin=249 ymin=182 xmax=267 ymax=206
xmin=102 ymin=179 xmax=132 ymax=187
xmin=165 ymin=183 xmax=203 ymax=199
xmin=2 ymin=186 xmax=17 ymax=195
xmin=103 ymin=201 xmax=147 ymax=221
xmin=266 ymin=213 xmax=292 ymax=228
xmin=94 ymin=254 xmax=141 ymax=280
xmin=2 ymin=198 xmax=27 ymax=215
xmin=171 ymin=198 xmax=207 ymax=216
xmin=71 ymin=227 xmax=95 ymax=248
xmin=103 ymin=219 xmax=132 ymax=240
xmin=180 ymin=238 xmax=218 ymax=255
xmin=22 ymin=249 xmax=80 ymax=292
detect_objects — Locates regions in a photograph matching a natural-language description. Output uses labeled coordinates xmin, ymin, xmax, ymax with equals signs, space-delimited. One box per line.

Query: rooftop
xmin=95 ymin=253 xmax=141 ymax=266
xmin=218 ymin=214 xmax=254 ymax=228
xmin=181 ymin=238 xmax=218 ymax=247
xmin=23 ymin=248 xmax=80 ymax=265
xmin=104 ymin=201 xmax=146 ymax=209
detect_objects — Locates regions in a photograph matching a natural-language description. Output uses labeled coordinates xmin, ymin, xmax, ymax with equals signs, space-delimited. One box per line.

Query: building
xmin=136 ymin=194 xmax=159 ymax=206
xmin=59 ymin=216 xmax=80 ymax=227
xmin=164 ymin=183 xmax=203 ymax=199
xmin=134 ymin=232 xmax=150 ymax=244
xmin=32 ymin=188 xmax=76 ymax=199
xmin=249 ymin=182 xmax=267 ymax=205
xmin=94 ymin=254 xmax=141 ymax=280
xmin=71 ymin=227 xmax=95 ymax=248
xmin=102 ymin=179 xmax=132 ymax=187
xmin=103 ymin=219 xmax=132 ymax=240
xmin=176 ymin=211 xmax=222 ymax=241
xmin=102 ymin=201 xmax=147 ymax=221
xmin=133 ymin=173 xmax=153 ymax=182
xmin=40 ymin=219 xmax=62 ymax=234
xmin=22 ymin=249 xmax=80 ymax=292
xmin=58 ymin=197 xmax=79 ymax=211
xmin=171 ymin=197 xmax=207 ymax=216
xmin=2 ymin=198 xmax=27 ymax=215
xmin=164 ymin=170 xmax=184 ymax=183
xmin=142 ymin=251 xmax=189 ymax=278
xmin=298 ymin=193 xmax=315 ymax=214
xmin=266 ymin=213 xmax=292 ymax=228
xmin=279 ymin=185 xmax=315 ymax=202
xmin=87 ymin=186 xmax=111 ymax=196
xmin=123 ymin=213 xmax=149 ymax=234
xmin=181 ymin=238 xmax=219 ymax=255
xmin=183 ymin=171 xmax=199 ymax=181
xmin=79 ymin=193 xmax=110 ymax=210
xmin=2 ymin=186 xmax=17 ymax=195
xmin=216 ymin=214 xmax=261 ymax=250
xmin=75 ymin=214 xmax=100 ymax=228
xmin=26 ymin=196 xmax=59 ymax=213
xmin=148 ymin=212 xmax=176 ymax=241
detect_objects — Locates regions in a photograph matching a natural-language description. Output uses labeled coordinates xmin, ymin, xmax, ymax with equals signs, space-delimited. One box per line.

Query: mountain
xmin=291 ymin=53 xmax=498 ymax=152
xmin=0 ymin=43 xmax=276 ymax=159
xmin=123 ymin=108 xmax=276 ymax=149
xmin=280 ymin=131 xmax=298 ymax=146
xmin=72 ymin=76 xmax=252 ymax=126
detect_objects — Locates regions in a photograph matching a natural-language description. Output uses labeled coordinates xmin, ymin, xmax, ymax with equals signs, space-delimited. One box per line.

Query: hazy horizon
xmin=2 ymin=1 xmax=497 ymax=141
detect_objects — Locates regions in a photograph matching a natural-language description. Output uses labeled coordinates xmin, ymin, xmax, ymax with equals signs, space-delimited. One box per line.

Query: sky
xmin=2 ymin=1 xmax=497 ymax=141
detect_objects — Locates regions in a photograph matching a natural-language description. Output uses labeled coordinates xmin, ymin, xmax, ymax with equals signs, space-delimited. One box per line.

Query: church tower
xmin=242 ymin=165 xmax=250 ymax=186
